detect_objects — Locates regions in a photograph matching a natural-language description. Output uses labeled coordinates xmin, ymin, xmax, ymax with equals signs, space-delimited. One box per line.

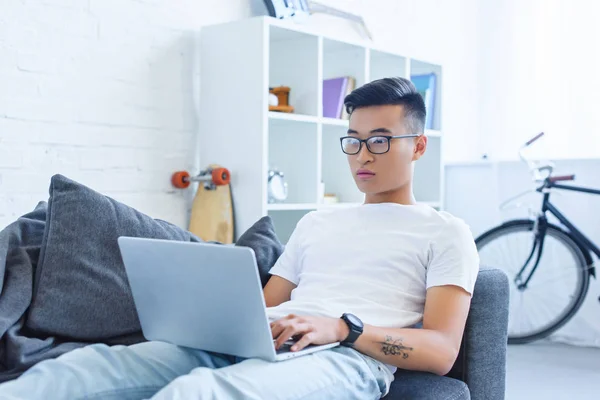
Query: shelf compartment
xmin=268 ymin=209 xmax=315 ymax=244
xmin=413 ymin=135 xmax=442 ymax=203
xmin=320 ymin=124 xmax=365 ymax=204
xmin=268 ymin=118 xmax=319 ymax=205
xmin=269 ymin=25 xmax=319 ymax=117
xmin=267 ymin=203 xmax=318 ymax=211
xmin=410 ymin=59 xmax=442 ymax=131
xmin=321 ymin=38 xmax=367 ymax=120
xmin=369 ymin=49 xmax=408 ymax=82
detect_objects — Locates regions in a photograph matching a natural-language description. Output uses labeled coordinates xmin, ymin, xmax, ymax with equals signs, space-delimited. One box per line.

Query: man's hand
xmin=270 ymin=314 xmax=349 ymax=352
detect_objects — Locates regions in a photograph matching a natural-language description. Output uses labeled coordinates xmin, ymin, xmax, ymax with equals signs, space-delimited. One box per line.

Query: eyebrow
xmin=347 ymin=128 xmax=392 ymax=135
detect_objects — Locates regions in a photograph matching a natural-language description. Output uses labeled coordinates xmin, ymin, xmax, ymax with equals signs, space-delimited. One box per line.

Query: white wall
xmin=304 ymin=0 xmax=481 ymax=164
xmin=0 ymin=0 xmax=481 ymax=229
xmin=0 ymin=0 xmax=260 ymax=229
xmin=446 ymin=161 xmax=600 ymax=347
xmin=448 ymin=0 xmax=600 ymax=347
xmin=477 ymin=0 xmax=600 ymax=162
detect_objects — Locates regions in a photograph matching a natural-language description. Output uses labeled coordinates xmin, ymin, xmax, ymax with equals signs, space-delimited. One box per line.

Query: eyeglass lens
xmin=341 ymin=136 xmax=389 ymax=154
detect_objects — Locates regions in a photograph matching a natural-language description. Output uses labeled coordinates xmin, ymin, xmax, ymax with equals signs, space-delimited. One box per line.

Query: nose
xmin=355 ymin=142 xmax=374 ymax=164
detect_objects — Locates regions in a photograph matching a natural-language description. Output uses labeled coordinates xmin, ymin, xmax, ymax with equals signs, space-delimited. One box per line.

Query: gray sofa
xmin=383 ymin=268 xmax=509 ymax=400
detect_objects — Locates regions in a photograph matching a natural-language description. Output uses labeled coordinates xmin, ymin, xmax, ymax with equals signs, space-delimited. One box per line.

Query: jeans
xmin=0 ymin=341 xmax=393 ymax=399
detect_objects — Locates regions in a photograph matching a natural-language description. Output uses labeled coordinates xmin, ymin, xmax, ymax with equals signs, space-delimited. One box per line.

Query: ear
xmin=412 ymin=135 xmax=427 ymax=161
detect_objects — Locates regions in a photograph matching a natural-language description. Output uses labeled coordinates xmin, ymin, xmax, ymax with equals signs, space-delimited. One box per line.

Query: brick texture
xmin=0 ymin=0 xmax=254 ymax=229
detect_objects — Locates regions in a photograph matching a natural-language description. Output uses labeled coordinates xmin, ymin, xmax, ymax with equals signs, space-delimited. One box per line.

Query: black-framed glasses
xmin=339 ymin=134 xmax=420 ymax=155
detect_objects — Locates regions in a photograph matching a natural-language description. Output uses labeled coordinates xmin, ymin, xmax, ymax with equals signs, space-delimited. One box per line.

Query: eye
xmin=370 ymin=137 xmax=387 ymax=144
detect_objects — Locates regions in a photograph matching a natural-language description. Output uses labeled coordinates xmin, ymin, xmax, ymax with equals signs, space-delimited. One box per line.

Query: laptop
xmin=117 ymin=236 xmax=339 ymax=362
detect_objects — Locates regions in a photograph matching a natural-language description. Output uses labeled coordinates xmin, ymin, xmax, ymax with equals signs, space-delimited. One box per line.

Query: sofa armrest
xmin=455 ymin=268 xmax=509 ymax=400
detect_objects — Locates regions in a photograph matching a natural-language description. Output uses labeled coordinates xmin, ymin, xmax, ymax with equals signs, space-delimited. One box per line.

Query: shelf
xmin=267 ymin=203 xmax=318 ymax=211
xmin=199 ymin=17 xmax=444 ymax=241
xmin=321 ymin=117 xmax=349 ymax=127
xmin=317 ymin=202 xmax=362 ymax=209
xmin=268 ymin=111 xmax=318 ymax=124
xmin=421 ymin=201 xmax=441 ymax=208
xmin=268 ymin=112 xmax=349 ymax=127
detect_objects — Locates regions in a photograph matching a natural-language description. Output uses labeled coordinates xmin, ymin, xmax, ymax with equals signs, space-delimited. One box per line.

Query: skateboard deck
xmin=172 ymin=165 xmax=234 ymax=244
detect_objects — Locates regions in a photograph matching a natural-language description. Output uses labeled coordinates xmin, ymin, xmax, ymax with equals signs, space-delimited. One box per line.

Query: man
xmin=0 ymin=77 xmax=479 ymax=399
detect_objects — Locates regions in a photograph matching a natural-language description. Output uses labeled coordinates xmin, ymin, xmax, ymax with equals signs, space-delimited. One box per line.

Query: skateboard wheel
xmin=171 ymin=171 xmax=191 ymax=189
xmin=211 ymin=168 xmax=230 ymax=186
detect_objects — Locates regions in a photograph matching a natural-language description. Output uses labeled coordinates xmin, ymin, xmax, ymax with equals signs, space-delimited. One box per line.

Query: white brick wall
xmin=0 ymin=0 xmax=253 ymax=229
xmin=1 ymin=0 xmax=481 ymax=230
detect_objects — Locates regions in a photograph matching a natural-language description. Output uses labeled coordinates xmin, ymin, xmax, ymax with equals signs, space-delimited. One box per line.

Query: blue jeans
xmin=0 ymin=341 xmax=393 ymax=399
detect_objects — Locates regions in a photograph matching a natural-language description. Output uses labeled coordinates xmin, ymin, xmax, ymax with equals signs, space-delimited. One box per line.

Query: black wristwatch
xmin=340 ymin=313 xmax=363 ymax=347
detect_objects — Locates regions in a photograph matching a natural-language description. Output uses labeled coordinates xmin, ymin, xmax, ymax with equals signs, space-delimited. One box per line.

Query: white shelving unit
xmin=199 ymin=17 xmax=444 ymax=243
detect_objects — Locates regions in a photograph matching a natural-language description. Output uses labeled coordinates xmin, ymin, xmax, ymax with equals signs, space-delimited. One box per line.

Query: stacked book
xmin=322 ymin=76 xmax=356 ymax=120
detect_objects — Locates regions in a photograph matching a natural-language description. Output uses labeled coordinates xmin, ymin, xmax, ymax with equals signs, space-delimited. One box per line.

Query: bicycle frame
xmin=544 ymin=182 xmax=600 ymax=258
xmin=516 ymin=180 xmax=600 ymax=288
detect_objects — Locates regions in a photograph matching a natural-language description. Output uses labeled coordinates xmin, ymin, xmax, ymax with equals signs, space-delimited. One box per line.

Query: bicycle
xmin=475 ymin=132 xmax=599 ymax=344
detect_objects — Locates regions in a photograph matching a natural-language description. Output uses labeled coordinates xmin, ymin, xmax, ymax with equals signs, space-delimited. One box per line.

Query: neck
xmin=363 ymin=183 xmax=416 ymax=205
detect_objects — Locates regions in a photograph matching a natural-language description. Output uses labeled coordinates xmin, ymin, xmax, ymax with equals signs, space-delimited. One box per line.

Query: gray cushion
xmin=25 ymin=174 xmax=286 ymax=342
xmin=384 ymin=269 xmax=508 ymax=400
xmin=458 ymin=268 xmax=509 ymax=400
xmin=385 ymin=370 xmax=470 ymax=400
xmin=235 ymin=215 xmax=284 ymax=288
xmin=25 ymin=174 xmax=202 ymax=341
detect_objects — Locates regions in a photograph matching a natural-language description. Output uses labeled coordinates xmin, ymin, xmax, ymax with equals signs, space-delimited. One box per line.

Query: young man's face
xmin=345 ymin=105 xmax=426 ymax=202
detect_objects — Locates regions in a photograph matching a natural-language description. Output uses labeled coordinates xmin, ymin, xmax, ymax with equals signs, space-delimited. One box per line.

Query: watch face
xmin=345 ymin=313 xmax=363 ymax=328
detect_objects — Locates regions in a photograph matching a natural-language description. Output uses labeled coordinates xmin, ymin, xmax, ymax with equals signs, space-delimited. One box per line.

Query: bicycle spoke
xmin=477 ymin=222 xmax=588 ymax=342
xmin=526 ymin=266 xmax=583 ymax=288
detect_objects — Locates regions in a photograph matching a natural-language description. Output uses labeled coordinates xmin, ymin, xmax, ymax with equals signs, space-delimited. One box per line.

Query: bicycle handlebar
xmin=548 ymin=174 xmax=576 ymax=183
xmin=517 ymin=132 xmax=555 ymax=184
xmin=524 ymin=132 xmax=545 ymax=147
xmin=517 ymin=133 xmax=576 ymax=185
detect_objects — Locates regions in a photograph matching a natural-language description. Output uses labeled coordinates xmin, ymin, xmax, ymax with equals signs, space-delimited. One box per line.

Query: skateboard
xmin=171 ymin=165 xmax=234 ymax=244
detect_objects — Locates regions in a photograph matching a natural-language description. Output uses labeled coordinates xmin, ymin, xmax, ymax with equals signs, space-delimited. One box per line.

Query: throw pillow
xmin=235 ymin=215 xmax=284 ymax=287
xmin=25 ymin=174 xmax=201 ymax=340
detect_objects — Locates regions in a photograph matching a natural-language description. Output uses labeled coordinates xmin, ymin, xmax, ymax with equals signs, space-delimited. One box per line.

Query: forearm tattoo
xmin=379 ymin=335 xmax=413 ymax=359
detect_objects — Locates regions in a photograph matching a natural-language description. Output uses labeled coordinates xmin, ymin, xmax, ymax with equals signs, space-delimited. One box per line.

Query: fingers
xmin=271 ymin=315 xmax=312 ymax=350
xmin=270 ymin=314 xmax=298 ymax=338
xmin=270 ymin=321 xmax=286 ymax=340
xmin=291 ymin=332 xmax=314 ymax=352
xmin=275 ymin=324 xmax=308 ymax=350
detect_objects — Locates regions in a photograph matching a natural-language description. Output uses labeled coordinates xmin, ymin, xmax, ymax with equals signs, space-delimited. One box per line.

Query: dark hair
xmin=344 ymin=77 xmax=426 ymax=134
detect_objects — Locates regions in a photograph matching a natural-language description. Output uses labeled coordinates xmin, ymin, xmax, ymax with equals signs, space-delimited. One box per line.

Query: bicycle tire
xmin=475 ymin=219 xmax=590 ymax=344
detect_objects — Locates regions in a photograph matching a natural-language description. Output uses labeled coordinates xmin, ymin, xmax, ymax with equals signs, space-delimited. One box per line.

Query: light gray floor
xmin=506 ymin=343 xmax=600 ymax=399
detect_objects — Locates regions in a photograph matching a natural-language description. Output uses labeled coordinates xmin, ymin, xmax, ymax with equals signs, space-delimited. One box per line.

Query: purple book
xmin=323 ymin=77 xmax=348 ymax=118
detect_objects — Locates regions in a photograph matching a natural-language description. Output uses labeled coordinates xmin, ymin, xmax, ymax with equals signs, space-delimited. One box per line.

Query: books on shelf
xmin=410 ymin=73 xmax=436 ymax=129
xmin=322 ymin=76 xmax=356 ymax=120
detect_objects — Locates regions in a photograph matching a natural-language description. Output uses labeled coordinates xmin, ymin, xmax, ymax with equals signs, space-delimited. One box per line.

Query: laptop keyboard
xmin=275 ymin=340 xmax=295 ymax=354
xmin=275 ymin=340 xmax=319 ymax=354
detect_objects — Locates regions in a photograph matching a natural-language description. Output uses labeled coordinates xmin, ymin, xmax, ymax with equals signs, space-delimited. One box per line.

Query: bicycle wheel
xmin=476 ymin=220 xmax=590 ymax=344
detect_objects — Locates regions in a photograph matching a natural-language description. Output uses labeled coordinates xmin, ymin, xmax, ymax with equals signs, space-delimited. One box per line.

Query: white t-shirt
xmin=266 ymin=203 xmax=480 ymax=375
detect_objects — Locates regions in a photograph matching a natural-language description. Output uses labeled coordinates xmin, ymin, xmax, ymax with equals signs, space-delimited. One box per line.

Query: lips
xmin=357 ymin=169 xmax=375 ymax=175
xmin=356 ymin=169 xmax=375 ymax=179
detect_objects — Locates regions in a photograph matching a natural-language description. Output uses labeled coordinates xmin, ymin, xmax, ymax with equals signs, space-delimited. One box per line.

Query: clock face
xmin=269 ymin=172 xmax=288 ymax=201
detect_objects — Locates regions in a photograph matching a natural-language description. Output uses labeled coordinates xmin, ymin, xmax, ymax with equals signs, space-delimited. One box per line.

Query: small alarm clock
xmin=267 ymin=168 xmax=288 ymax=203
